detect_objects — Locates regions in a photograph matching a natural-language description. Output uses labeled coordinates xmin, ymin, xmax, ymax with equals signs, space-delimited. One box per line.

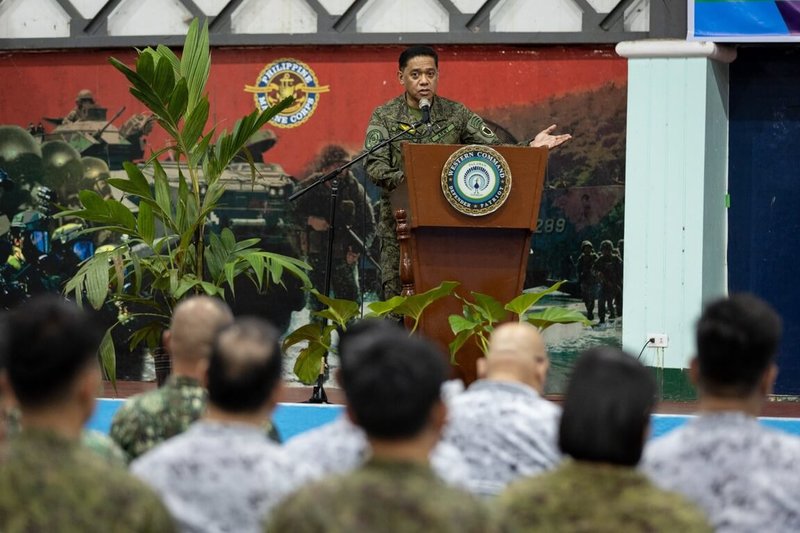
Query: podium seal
xmin=441 ymin=145 xmax=512 ymax=216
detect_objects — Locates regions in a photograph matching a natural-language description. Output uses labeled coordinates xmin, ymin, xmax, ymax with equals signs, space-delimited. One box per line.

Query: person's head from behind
xmin=693 ymin=293 xmax=781 ymax=401
xmin=336 ymin=318 xmax=406 ymax=376
xmin=3 ymin=295 xmax=102 ymax=427
xmin=478 ymin=322 xmax=549 ymax=393
xmin=398 ymin=45 xmax=439 ymax=107
xmin=559 ymin=347 xmax=656 ymax=467
xmin=340 ymin=329 xmax=447 ymax=444
xmin=165 ymin=295 xmax=233 ymax=375
xmin=206 ymin=317 xmax=283 ymax=416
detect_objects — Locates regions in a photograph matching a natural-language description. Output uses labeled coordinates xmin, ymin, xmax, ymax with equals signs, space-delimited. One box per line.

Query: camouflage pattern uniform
xmin=0 ymin=428 xmax=176 ymax=533
xmin=109 ymin=375 xmax=206 ymax=462
xmin=364 ymin=95 xmax=502 ymax=299
xmin=266 ymin=457 xmax=492 ymax=533
xmin=494 ymin=460 xmax=711 ymax=532
xmin=576 ymin=241 xmax=598 ymax=321
xmin=592 ymin=240 xmax=622 ymax=323
xmin=292 ymin=169 xmax=376 ymax=305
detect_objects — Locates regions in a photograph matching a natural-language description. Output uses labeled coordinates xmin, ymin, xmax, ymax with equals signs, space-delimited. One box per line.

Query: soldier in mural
xmin=293 ymin=145 xmax=376 ymax=308
xmin=593 ymin=239 xmax=623 ymax=324
xmin=615 ymin=238 xmax=624 ymax=317
xmin=63 ymin=89 xmax=96 ymax=123
xmin=576 ymin=240 xmax=598 ymax=321
xmin=364 ymin=45 xmax=571 ymax=299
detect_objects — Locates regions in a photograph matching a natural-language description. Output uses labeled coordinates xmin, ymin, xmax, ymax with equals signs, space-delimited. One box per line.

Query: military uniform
xmin=494 ymin=460 xmax=711 ymax=532
xmin=443 ymin=380 xmax=562 ymax=496
xmin=592 ymin=247 xmax=622 ymax=323
xmin=109 ymin=375 xmax=206 ymax=462
xmin=576 ymin=243 xmax=598 ymax=321
xmin=364 ymin=95 xmax=501 ymax=299
xmin=643 ymin=412 xmax=800 ymax=533
xmin=0 ymin=428 xmax=176 ymax=533
xmin=266 ymin=457 xmax=492 ymax=533
xmin=282 ymin=415 xmax=471 ymax=489
xmin=292 ymin=169 xmax=375 ymax=305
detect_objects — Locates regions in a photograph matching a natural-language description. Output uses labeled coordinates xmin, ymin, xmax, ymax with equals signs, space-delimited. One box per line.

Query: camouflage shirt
xmin=494 ymin=460 xmax=711 ymax=532
xmin=0 ymin=428 xmax=176 ymax=533
xmin=643 ymin=412 xmax=800 ymax=533
xmin=110 ymin=375 xmax=206 ymax=462
xmin=443 ymin=379 xmax=562 ymax=496
xmin=266 ymin=457 xmax=492 ymax=533
xmin=282 ymin=415 xmax=472 ymax=489
xmin=132 ymin=420 xmax=310 ymax=533
xmin=364 ymin=94 xmax=502 ymax=297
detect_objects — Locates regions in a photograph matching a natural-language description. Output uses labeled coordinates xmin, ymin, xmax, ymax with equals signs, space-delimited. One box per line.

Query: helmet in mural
xmin=581 ymin=240 xmax=593 ymax=251
xmin=600 ymin=239 xmax=614 ymax=251
xmin=76 ymin=89 xmax=95 ymax=103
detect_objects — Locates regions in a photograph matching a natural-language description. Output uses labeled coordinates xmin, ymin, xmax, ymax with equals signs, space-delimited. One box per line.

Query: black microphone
xmin=419 ymin=97 xmax=431 ymax=124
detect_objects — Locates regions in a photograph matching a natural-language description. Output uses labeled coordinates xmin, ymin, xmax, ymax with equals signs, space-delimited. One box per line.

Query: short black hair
xmin=398 ymin=45 xmax=438 ymax=70
xmin=696 ymin=293 xmax=782 ymax=397
xmin=337 ymin=318 xmax=405 ymax=373
xmin=559 ymin=347 xmax=656 ymax=466
xmin=206 ymin=317 xmax=283 ymax=413
xmin=341 ymin=330 xmax=447 ymax=440
xmin=4 ymin=295 xmax=101 ymax=408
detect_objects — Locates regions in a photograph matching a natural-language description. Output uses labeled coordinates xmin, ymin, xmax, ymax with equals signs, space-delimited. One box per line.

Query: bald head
xmin=482 ymin=322 xmax=549 ymax=393
xmin=167 ymin=296 xmax=234 ymax=363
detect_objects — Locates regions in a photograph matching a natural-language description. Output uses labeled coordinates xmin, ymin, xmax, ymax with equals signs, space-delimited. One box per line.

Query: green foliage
xmin=448 ymin=280 xmax=590 ymax=361
xmin=366 ymin=281 xmax=459 ymax=333
xmin=283 ymin=290 xmax=362 ymax=385
xmin=61 ymin=19 xmax=310 ymax=384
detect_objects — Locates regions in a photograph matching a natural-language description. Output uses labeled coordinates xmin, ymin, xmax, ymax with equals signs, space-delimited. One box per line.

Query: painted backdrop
xmin=0 ymin=44 xmax=626 ymax=390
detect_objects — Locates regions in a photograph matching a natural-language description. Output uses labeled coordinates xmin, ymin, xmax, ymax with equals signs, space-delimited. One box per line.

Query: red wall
xmin=0 ymin=45 xmax=625 ymax=178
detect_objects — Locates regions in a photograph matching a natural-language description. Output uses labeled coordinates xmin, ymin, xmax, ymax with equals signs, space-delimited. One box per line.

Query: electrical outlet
xmin=647 ymin=333 xmax=668 ymax=348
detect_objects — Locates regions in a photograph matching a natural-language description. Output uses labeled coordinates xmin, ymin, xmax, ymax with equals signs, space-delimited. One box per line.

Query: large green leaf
xmin=392 ymin=281 xmax=459 ymax=333
xmin=505 ymin=280 xmax=567 ymax=319
xmin=181 ymin=18 xmax=210 ymax=117
xmin=85 ymin=255 xmax=110 ymax=310
xmin=99 ymin=327 xmax=116 ymax=387
xmin=293 ymin=343 xmax=328 ymax=385
xmin=152 ymin=55 xmax=176 ymax=102
xmin=137 ymin=201 xmax=155 ymax=245
xmin=524 ymin=306 xmax=591 ymax=331
xmin=310 ymin=289 xmax=361 ymax=328
xmin=470 ymin=292 xmax=508 ymax=324
xmin=135 ymin=52 xmax=155 ymax=84
xmin=182 ymin=96 xmax=209 ymax=147
xmin=167 ymin=78 xmax=189 ymax=121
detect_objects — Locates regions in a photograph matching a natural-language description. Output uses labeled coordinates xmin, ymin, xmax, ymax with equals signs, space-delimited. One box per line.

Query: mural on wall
xmin=0 ymin=45 xmax=626 ymax=390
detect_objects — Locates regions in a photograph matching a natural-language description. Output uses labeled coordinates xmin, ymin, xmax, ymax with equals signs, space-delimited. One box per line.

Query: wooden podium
xmin=392 ymin=143 xmax=548 ymax=383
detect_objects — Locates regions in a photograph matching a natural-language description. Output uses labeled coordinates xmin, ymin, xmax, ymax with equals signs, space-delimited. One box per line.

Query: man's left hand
xmin=529 ymin=124 xmax=572 ymax=149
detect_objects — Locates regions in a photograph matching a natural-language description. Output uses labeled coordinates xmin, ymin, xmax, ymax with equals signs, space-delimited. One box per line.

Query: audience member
xmin=110 ymin=295 xmax=234 ymax=461
xmin=268 ymin=328 xmax=490 ymax=532
xmin=443 ymin=322 xmax=561 ymax=496
xmin=643 ymin=293 xmax=800 ymax=532
xmin=283 ymin=319 xmax=471 ymax=488
xmin=132 ymin=318 xmax=308 ymax=533
xmin=495 ymin=347 xmax=710 ymax=532
xmin=0 ymin=295 xmax=175 ymax=532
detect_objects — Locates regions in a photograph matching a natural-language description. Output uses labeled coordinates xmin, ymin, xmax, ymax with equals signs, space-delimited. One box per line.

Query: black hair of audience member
xmin=559 ymin=346 xmax=656 ymax=467
xmin=4 ymin=295 xmax=102 ymax=408
xmin=399 ymin=45 xmax=439 ymax=69
xmin=337 ymin=319 xmax=405 ymax=374
xmin=340 ymin=330 xmax=447 ymax=440
xmin=206 ymin=317 xmax=282 ymax=413
xmin=696 ymin=293 xmax=782 ymax=397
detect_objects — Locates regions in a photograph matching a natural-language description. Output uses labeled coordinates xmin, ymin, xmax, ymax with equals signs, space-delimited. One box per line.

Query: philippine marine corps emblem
xmin=441 ymin=145 xmax=512 ymax=216
xmin=244 ymin=58 xmax=330 ymax=128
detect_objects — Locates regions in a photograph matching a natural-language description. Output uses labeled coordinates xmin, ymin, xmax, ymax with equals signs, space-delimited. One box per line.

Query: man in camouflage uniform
xmin=576 ymin=240 xmax=597 ymax=321
xmin=0 ymin=295 xmax=176 ymax=532
xmin=110 ymin=295 xmax=234 ymax=462
xmin=364 ymin=45 xmax=571 ymax=299
xmin=592 ymin=239 xmax=622 ymax=324
xmin=293 ymin=145 xmax=376 ymax=306
xmin=267 ymin=325 xmax=490 ymax=532
xmin=64 ymin=89 xmax=96 ymax=123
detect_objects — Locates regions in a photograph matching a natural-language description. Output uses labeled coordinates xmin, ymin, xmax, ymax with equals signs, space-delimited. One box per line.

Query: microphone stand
xmin=290 ymin=119 xmax=426 ymax=403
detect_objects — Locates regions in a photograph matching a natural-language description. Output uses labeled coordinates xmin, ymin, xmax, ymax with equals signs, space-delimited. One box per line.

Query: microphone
xmin=419 ymin=97 xmax=431 ymax=124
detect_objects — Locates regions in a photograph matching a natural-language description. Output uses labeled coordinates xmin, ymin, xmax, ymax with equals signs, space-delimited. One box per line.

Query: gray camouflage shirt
xmin=131 ymin=420 xmax=310 ymax=533
xmin=443 ymin=379 xmax=562 ymax=496
xmin=642 ymin=411 xmax=800 ymax=533
xmin=282 ymin=415 xmax=472 ymax=488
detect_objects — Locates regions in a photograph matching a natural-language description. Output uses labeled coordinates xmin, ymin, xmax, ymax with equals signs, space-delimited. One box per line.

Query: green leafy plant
xmin=448 ymin=280 xmax=590 ymax=361
xmin=62 ymin=19 xmax=309 ymax=383
xmin=284 ymin=281 xmax=459 ymax=385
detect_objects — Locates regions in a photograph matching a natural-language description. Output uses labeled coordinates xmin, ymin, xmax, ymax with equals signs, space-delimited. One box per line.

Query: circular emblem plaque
xmin=441 ymin=145 xmax=512 ymax=216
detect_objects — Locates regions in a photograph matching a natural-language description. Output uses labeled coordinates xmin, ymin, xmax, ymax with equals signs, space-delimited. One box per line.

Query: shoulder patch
xmin=467 ymin=115 xmax=484 ymax=131
xmin=365 ymin=126 xmax=387 ymax=150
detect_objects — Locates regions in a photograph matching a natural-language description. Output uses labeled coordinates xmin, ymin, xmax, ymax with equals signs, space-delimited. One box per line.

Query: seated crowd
xmin=0 ymin=292 xmax=796 ymax=532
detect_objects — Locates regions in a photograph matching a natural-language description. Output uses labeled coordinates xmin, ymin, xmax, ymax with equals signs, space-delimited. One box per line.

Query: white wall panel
xmin=357 ymin=0 xmax=448 ymax=33
xmin=0 ymin=0 xmax=69 ymax=39
xmin=490 ymin=0 xmax=581 ymax=32
xmin=108 ymin=0 xmax=191 ymax=36
xmin=232 ymin=0 xmax=317 ymax=34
